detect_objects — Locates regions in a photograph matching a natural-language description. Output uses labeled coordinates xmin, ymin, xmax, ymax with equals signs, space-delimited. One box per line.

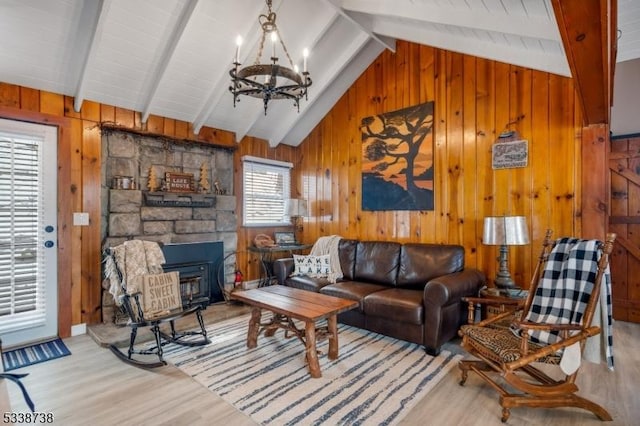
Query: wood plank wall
xmin=285 ymin=41 xmax=586 ymax=289
xmin=0 ymin=84 xmax=235 ymax=336
xmin=0 ymin=39 xmax=603 ymax=333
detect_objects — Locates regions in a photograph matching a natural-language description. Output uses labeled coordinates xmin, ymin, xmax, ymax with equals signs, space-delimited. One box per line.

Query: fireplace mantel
xmin=143 ymin=191 xmax=216 ymax=208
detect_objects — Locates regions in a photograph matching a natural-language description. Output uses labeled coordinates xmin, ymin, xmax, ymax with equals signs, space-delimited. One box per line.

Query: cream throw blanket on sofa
xmin=310 ymin=235 xmax=343 ymax=283
xmin=104 ymin=240 xmax=166 ymax=305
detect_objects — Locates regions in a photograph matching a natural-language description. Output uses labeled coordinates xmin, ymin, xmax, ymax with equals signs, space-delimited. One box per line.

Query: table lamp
xmin=483 ymin=216 xmax=529 ymax=289
xmin=285 ymin=198 xmax=308 ymax=243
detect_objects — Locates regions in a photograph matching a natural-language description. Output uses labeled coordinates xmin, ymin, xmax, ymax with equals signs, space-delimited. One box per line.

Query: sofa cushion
xmin=353 ymin=241 xmax=401 ymax=286
xmin=285 ymin=275 xmax=331 ymax=293
xmin=396 ymin=244 xmax=464 ymax=288
xmin=338 ymin=239 xmax=358 ymax=280
xmin=363 ymin=289 xmax=424 ymax=325
xmin=320 ymin=281 xmax=388 ymax=312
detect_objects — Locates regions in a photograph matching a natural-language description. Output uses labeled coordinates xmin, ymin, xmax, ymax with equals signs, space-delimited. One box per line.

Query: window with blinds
xmin=242 ymin=156 xmax=292 ymax=226
xmin=0 ymin=129 xmax=46 ymax=334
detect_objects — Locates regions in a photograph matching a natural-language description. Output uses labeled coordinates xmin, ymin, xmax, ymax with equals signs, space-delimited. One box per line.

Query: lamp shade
xmin=285 ymin=198 xmax=308 ymax=217
xmin=483 ymin=216 xmax=529 ymax=246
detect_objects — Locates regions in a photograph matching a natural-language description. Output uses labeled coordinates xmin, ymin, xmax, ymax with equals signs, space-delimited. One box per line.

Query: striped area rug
xmin=163 ymin=314 xmax=461 ymax=426
xmin=2 ymin=338 xmax=71 ymax=371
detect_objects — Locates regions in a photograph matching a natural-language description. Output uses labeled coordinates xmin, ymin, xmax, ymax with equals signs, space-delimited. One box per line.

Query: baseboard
xmin=71 ymin=323 xmax=86 ymax=336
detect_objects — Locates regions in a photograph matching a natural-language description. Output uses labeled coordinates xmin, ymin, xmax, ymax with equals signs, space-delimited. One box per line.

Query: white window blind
xmin=0 ymin=129 xmax=46 ymax=334
xmin=242 ymin=156 xmax=292 ymax=226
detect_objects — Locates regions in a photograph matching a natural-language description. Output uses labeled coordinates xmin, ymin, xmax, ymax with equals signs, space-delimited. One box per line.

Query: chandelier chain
xmin=255 ymin=0 xmax=273 ymax=65
xmin=254 ymin=1 xmax=295 ymax=69
xmin=275 ymin=28 xmax=295 ymax=69
xmin=255 ymin=29 xmax=267 ymax=66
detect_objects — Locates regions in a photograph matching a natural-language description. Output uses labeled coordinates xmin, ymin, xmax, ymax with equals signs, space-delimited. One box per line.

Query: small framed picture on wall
xmin=492 ymin=139 xmax=528 ymax=169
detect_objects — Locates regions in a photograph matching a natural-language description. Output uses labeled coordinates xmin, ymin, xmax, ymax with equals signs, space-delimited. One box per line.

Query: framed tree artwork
xmin=360 ymin=101 xmax=435 ymax=211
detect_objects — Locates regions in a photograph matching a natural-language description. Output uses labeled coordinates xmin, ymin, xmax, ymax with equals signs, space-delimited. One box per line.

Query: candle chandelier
xmin=229 ymin=0 xmax=312 ymax=115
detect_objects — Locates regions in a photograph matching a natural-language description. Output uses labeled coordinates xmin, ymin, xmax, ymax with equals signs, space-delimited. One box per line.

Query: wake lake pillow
xmin=292 ymin=254 xmax=331 ymax=276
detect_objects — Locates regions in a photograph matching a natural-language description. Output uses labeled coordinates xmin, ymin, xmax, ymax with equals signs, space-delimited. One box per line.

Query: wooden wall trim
xmin=611 ymin=132 xmax=640 ymax=140
xmin=580 ymin=124 xmax=609 ymax=240
xmin=0 ymin=105 xmax=73 ymax=338
xmin=100 ymin=122 xmax=237 ymax=150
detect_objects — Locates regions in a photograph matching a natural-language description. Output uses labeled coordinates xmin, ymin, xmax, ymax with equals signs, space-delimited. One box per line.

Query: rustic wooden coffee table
xmin=230 ymin=285 xmax=358 ymax=378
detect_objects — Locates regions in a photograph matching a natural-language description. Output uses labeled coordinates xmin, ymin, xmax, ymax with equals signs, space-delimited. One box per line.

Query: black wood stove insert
xmin=161 ymin=241 xmax=224 ymax=307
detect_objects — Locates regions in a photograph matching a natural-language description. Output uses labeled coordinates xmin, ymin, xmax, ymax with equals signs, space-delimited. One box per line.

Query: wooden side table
xmin=479 ymin=288 xmax=527 ymax=319
xmin=463 ymin=288 xmax=527 ymax=323
xmin=248 ymin=244 xmax=312 ymax=286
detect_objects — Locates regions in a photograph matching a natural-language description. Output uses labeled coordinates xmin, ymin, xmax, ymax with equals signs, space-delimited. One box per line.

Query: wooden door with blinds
xmin=610 ymin=134 xmax=640 ymax=323
xmin=0 ymin=118 xmax=58 ymax=347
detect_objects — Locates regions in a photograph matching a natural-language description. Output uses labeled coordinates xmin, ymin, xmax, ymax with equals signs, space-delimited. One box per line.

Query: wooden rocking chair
xmin=458 ymin=230 xmax=616 ymax=422
xmin=104 ymin=241 xmax=210 ymax=368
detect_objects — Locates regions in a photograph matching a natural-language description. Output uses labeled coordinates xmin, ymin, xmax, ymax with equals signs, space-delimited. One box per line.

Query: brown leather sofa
xmin=273 ymin=239 xmax=485 ymax=355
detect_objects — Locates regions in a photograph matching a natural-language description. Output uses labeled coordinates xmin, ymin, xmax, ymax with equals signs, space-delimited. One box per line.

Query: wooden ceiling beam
xmin=551 ymin=0 xmax=617 ymax=125
xmin=73 ymin=0 xmax=112 ymax=113
xmin=140 ymin=0 xmax=199 ymax=123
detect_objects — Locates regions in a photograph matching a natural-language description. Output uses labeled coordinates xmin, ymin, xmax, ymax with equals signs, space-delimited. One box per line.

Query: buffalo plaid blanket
xmin=517 ymin=237 xmax=614 ymax=370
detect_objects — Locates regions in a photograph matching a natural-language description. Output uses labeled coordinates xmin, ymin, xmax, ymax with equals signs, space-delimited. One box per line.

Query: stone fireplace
xmin=100 ymin=129 xmax=238 ymax=322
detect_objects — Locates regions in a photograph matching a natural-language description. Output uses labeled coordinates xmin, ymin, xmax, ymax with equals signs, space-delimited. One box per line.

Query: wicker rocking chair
xmin=458 ymin=230 xmax=616 ymax=422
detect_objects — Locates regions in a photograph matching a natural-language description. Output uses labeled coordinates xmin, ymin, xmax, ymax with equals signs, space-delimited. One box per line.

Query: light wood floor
xmin=5 ymin=305 xmax=639 ymax=426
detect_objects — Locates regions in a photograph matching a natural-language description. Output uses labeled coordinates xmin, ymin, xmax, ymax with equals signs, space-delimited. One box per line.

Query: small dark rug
xmin=2 ymin=338 xmax=71 ymax=371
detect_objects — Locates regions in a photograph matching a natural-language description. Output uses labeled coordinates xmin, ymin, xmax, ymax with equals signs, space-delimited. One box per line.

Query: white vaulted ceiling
xmin=0 ymin=0 xmax=637 ymax=147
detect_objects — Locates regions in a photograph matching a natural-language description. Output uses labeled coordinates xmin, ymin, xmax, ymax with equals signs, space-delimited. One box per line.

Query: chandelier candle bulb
xmin=235 ymin=35 xmax=242 ymax=63
xmin=271 ymin=32 xmax=277 ymax=59
xmin=303 ymin=48 xmax=309 ymax=72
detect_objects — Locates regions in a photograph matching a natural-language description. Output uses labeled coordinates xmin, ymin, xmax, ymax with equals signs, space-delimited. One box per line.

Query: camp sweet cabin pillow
xmin=292 ymin=254 xmax=331 ymax=277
